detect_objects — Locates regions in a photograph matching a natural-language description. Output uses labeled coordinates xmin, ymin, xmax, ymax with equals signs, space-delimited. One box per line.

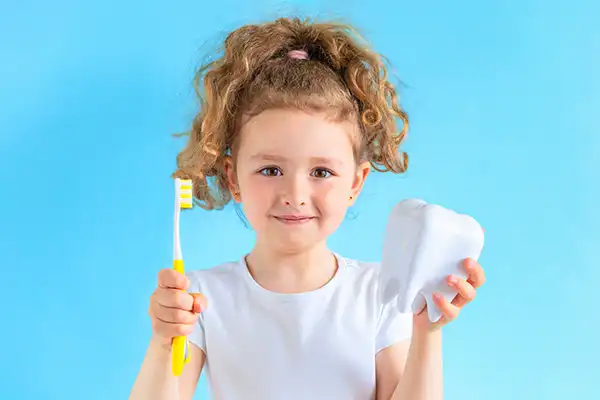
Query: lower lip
xmin=274 ymin=217 xmax=314 ymax=225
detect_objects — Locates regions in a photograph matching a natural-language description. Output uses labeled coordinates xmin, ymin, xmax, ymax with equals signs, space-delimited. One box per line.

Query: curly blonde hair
xmin=173 ymin=17 xmax=409 ymax=210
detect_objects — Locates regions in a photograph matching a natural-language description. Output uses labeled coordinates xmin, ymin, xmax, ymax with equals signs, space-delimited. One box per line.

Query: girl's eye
xmin=259 ymin=167 xmax=282 ymax=177
xmin=312 ymin=168 xmax=333 ymax=179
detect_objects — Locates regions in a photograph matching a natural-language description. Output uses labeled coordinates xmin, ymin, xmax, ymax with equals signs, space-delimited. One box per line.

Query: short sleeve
xmin=375 ymin=300 xmax=412 ymax=353
xmin=186 ymin=271 xmax=206 ymax=353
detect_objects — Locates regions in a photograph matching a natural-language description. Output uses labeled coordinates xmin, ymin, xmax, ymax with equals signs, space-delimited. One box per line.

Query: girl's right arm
xmin=129 ymin=269 xmax=207 ymax=400
xmin=130 ymin=337 xmax=205 ymax=400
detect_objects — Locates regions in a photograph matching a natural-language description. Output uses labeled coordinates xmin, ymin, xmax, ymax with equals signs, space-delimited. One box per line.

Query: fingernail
xmin=190 ymin=293 xmax=206 ymax=313
xmin=433 ymin=292 xmax=442 ymax=301
xmin=448 ymin=275 xmax=457 ymax=285
xmin=465 ymin=259 xmax=474 ymax=269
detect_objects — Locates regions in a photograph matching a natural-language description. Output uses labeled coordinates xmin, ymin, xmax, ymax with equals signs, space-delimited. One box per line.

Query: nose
xmin=280 ymin=174 xmax=308 ymax=208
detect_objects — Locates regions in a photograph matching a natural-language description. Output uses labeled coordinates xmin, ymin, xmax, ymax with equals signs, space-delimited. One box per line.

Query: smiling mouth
xmin=273 ymin=215 xmax=315 ymax=224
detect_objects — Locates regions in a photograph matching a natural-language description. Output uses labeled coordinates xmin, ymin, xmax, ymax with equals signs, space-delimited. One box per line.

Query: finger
xmin=153 ymin=302 xmax=198 ymax=324
xmin=158 ymin=268 xmax=189 ymax=290
xmin=464 ymin=258 xmax=486 ymax=288
xmin=447 ymin=274 xmax=476 ymax=307
xmin=433 ymin=292 xmax=460 ymax=322
xmin=190 ymin=293 xmax=208 ymax=314
xmin=155 ymin=288 xmax=195 ymax=310
xmin=152 ymin=318 xmax=195 ymax=338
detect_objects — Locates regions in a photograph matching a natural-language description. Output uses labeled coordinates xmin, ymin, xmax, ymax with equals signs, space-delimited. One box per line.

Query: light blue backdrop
xmin=1 ymin=1 xmax=598 ymax=399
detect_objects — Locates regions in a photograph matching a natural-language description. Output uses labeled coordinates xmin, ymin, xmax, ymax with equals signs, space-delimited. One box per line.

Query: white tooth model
xmin=379 ymin=199 xmax=485 ymax=323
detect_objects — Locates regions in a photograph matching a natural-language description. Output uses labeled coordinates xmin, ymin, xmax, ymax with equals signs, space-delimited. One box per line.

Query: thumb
xmin=190 ymin=293 xmax=208 ymax=314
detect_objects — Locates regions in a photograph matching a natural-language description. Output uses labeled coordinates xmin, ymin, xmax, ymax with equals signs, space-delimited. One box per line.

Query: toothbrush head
xmin=176 ymin=178 xmax=193 ymax=209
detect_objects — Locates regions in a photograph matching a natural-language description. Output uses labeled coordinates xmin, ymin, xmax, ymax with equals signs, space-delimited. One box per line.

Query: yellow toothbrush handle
xmin=172 ymin=259 xmax=191 ymax=376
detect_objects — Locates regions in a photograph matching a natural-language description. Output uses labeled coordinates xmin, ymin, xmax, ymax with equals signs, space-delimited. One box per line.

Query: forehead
xmin=236 ymin=109 xmax=358 ymax=162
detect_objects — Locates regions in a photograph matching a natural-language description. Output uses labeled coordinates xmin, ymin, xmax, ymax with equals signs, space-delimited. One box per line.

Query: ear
xmin=223 ymin=155 xmax=241 ymax=202
xmin=349 ymin=161 xmax=371 ymax=205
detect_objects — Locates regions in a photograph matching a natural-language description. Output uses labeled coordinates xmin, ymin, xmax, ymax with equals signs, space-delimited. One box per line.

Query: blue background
xmin=1 ymin=1 xmax=598 ymax=399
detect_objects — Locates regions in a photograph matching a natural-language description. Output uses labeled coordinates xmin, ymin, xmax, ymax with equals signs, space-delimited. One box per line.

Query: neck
xmin=245 ymin=240 xmax=338 ymax=294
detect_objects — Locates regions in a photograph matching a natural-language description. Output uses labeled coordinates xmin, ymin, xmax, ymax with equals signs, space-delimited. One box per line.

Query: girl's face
xmin=227 ymin=108 xmax=370 ymax=252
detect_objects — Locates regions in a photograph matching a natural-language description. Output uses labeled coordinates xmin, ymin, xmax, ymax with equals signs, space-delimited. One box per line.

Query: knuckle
xmin=160 ymin=307 xmax=173 ymax=321
xmin=187 ymin=311 xmax=199 ymax=324
xmin=153 ymin=289 xmax=167 ymax=307
xmin=173 ymin=291 xmax=187 ymax=308
xmin=460 ymin=281 xmax=475 ymax=301
xmin=182 ymin=311 xmax=196 ymax=324
xmin=442 ymin=302 xmax=458 ymax=320
xmin=149 ymin=297 xmax=160 ymax=316
xmin=171 ymin=309 xmax=187 ymax=323
xmin=152 ymin=307 xmax=164 ymax=322
xmin=469 ymin=290 xmax=477 ymax=301
xmin=180 ymin=310 xmax=194 ymax=324
xmin=181 ymin=275 xmax=190 ymax=289
xmin=451 ymin=307 xmax=461 ymax=319
xmin=167 ymin=269 xmax=179 ymax=282
xmin=157 ymin=268 xmax=170 ymax=283
xmin=461 ymin=287 xmax=474 ymax=301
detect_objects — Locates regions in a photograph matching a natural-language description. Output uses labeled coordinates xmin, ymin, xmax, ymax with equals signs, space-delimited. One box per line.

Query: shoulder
xmin=339 ymin=255 xmax=383 ymax=286
xmin=343 ymin=257 xmax=380 ymax=273
xmin=186 ymin=258 xmax=245 ymax=293
xmin=334 ymin=255 xmax=387 ymax=302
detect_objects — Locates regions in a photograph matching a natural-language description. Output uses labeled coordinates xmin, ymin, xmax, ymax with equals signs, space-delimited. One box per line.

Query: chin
xmin=276 ymin=233 xmax=319 ymax=251
xmin=259 ymin=228 xmax=324 ymax=254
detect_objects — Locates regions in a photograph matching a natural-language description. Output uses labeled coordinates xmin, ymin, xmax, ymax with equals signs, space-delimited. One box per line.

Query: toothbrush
xmin=172 ymin=177 xmax=193 ymax=376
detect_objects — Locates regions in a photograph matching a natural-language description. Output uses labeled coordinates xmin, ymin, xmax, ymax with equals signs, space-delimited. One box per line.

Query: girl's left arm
xmin=382 ymin=328 xmax=443 ymax=400
xmin=375 ymin=327 xmax=442 ymax=400
xmin=376 ymin=257 xmax=486 ymax=400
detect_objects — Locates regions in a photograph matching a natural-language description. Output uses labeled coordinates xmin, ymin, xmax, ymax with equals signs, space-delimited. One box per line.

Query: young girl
xmin=131 ymin=17 xmax=486 ymax=400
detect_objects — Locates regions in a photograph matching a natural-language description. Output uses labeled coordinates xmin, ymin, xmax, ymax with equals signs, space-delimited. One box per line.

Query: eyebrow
xmin=249 ymin=153 xmax=345 ymax=167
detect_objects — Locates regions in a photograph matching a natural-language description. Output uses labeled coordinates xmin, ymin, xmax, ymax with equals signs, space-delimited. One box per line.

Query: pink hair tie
xmin=287 ymin=49 xmax=309 ymax=60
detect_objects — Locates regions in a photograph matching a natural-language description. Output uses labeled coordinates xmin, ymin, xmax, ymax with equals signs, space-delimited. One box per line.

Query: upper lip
xmin=274 ymin=215 xmax=314 ymax=220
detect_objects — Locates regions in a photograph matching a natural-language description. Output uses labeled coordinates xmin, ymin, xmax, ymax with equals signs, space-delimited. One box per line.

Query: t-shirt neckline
xmin=238 ymin=252 xmax=347 ymax=302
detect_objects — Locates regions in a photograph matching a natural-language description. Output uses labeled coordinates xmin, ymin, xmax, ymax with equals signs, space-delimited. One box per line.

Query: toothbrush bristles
xmin=178 ymin=179 xmax=193 ymax=209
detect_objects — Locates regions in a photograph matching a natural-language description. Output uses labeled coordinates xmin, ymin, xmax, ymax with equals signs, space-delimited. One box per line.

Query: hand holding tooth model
xmin=380 ymin=199 xmax=487 ymax=331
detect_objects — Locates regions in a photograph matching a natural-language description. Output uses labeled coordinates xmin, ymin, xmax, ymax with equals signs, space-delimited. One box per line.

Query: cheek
xmin=238 ymin=175 xmax=272 ymax=214
xmin=315 ymin=179 xmax=352 ymax=211
xmin=239 ymin=175 xmax=259 ymax=195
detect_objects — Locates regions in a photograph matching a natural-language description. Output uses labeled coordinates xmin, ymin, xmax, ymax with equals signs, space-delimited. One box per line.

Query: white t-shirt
xmin=187 ymin=253 xmax=412 ymax=400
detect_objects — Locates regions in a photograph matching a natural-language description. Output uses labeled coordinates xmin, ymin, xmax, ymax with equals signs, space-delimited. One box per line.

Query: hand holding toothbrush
xmin=148 ymin=268 xmax=207 ymax=346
